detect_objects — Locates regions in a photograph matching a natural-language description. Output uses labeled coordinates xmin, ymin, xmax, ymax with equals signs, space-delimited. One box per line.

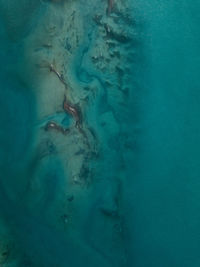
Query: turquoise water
xmin=1 ymin=0 xmax=200 ymax=266
xmin=124 ymin=1 xmax=200 ymax=266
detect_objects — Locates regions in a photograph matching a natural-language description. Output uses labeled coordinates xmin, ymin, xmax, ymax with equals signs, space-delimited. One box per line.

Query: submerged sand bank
xmin=0 ymin=0 xmax=136 ymax=266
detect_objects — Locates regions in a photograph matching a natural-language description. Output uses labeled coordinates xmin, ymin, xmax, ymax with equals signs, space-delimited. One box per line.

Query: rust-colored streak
xmin=63 ymin=95 xmax=82 ymax=127
xmin=49 ymin=64 xmax=67 ymax=86
xmin=44 ymin=63 xmax=82 ymax=129
xmin=44 ymin=64 xmax=90 ymax=148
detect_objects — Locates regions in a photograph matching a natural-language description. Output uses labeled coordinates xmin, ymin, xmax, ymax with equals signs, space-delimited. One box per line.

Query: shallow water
xmin=0 ymin=0 xmax=200 ymax=266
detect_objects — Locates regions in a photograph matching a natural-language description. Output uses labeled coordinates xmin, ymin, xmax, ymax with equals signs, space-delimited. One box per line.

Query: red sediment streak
xmin=48 ymin=65 xmax=82 ymax=127
xmin=49 ymin=64 xmax=66 ymax=87
xmin=63 ymin=95 xmax=82 ymax=127
xmin=107 ymin=0 xmax=114 ymax=15
xmin=47 ymin=64 xmax=82 ymax=127
xmin=63 ymin=95 xmax=91 ymax=149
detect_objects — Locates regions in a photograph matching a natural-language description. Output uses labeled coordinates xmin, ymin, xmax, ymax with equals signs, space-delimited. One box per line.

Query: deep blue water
xmin=1 ymin=0 xmax=200 ymax=266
